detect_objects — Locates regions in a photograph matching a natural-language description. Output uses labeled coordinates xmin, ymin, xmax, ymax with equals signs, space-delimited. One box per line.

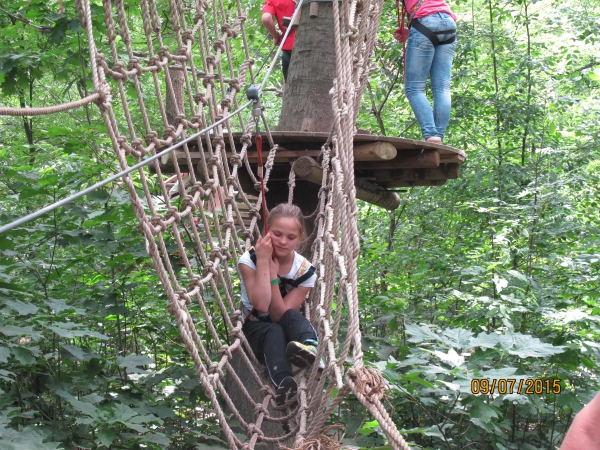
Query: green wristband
xmin=270 ymin=278 xmax=280 ymax=285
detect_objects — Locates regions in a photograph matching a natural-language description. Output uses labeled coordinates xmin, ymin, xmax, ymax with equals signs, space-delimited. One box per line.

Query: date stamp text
xmin=471 ymin=378 xmax=562 ymax=395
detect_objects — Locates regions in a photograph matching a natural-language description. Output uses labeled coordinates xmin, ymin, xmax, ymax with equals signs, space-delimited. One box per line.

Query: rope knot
xmin=166 ymin=207 xmax=181 ymax=223
xmin=213 ymin=39 xmax=225 ymax=53
xmin=203 ymin=261 xmax=218 ymax=277
xmin=220 ymin=246 xmax=231 ymax=260
xmin=181 ymin=194 xmax=196 ymax=212
xmin=221 ymin=23 xmax=237 ymax=38
xmin=112 ymin=61 xmax=128 ymax=81
xmin=194 ymin=92 xmax=208 ymax=106
xmin=150 ymin=214 xmax=167 ymax=233
xmin=131 ymin=138 xmax=145 ymax=154
xmin=246 ymin=424 xmax=264 ymax=438
xmin=174 ymin=114 xmax=188 ymax=129
xmin=145 ymin=131 xmax=160 ymax=147
xmin=127 ymin=57 xmax=142 ymax=74
xmin=163 ymin=125 xmax=178 ymax=142
xmin=242 ymin=229 xmax=253 ymax=241
xmin=94 ymin=83 xmax=112 ymax=112
xmin=217 ymin=344 xmax=233 ymax=361
xmin=191 ymin=182 xmax=206 ymax=196
xmin=148 ymin=55 xmax=163 ymax=72
xmin=207 ymin=362 xmax=223 ymax=378
xmin=175 ymin=46 xmax=190 ymax=61
xmin=253 ymin=182 xmax=268 ymax=193
xmin=229 ymin=154 xmax=242 ymax=166
xmin=230 ymin=310 xmax=242 ymax=324
xmin=220 ymin=97 xmax=232 ymax=111
xmin=202 ymin=73 xmax=215 ymax=88
xmin=189 ymin=275 xmax=205 ymax=291
xmin=210 ymin=248 xmax=224 ymax=261
xmin=253 ymin=402 xmax=269 ymax=417
xmin=181 ymin=30 xmax=194 ymax=45
xmin=240 ymin=133 xmax=252 ymax=146
xmin=177 ymin=288 xmax=191 ymax=305
xmin=228 ymin=79 xmax=241 ymax=93
xmin=194 ymin=12 xmax=205 ymax=22
xmin=205 ymin=55 xmax=216 ymax=67
xmin=158 ymin=46 xmax=171 ymax=61
xmin=348 ymin=366 xmax=390 ymax=403
xmin=211 ymin=135 xmax=226 ymax=150
xmin=248 ymin=207 xmax=260 ymax=218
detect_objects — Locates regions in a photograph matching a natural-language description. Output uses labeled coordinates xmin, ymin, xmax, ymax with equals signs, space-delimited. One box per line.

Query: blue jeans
xmin=404 ymin=13 xmax=457 ymax=141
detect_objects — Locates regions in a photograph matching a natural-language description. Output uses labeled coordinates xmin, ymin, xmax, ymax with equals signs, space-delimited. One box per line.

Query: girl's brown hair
xmin=267 ymin=203 xmax=307 ymax=252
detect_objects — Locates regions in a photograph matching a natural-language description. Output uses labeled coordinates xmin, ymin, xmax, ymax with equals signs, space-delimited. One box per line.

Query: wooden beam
xmin=379 ymin=179 xmax=448 ymax=188
xmin=292 ymin=156 xmax=401 ymax=210
xmin=438 ymin=152 xmax=465 ymax=164
xmin=366 ymin=164 xmax=460 ymax=182
xmin=357 ymin=149 xmax=439 ymax=169
xmin=353 ymin=142 xmax=397 ymax=161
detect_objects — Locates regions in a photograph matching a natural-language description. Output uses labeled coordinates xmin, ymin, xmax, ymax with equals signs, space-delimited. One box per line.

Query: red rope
xmin=255 ymin=134 xmax=269 ymax=235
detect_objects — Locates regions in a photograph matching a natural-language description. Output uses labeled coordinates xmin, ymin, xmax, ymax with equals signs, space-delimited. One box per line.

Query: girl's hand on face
xmin=268 ymin=257 xmax=279 ymax=281
xmin=255 ymin=233 xmax=273 ymax=261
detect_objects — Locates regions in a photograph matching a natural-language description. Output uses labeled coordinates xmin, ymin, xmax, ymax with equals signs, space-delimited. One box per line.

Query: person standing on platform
xmin=403 ymin=0 xmax=457 ymax=144
xmin=261 ymin=0 xmax=297 ymax=82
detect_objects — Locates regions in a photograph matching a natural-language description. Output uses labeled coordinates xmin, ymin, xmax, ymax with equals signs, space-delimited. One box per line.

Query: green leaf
xmin=0 ymin=325 xmax=42 ymax=341
xmin=140 ymin=432 xmax=170 ymax=446
xmin=405 ymin=323 xmax=440 ymax=343
xmin=441 ymin=328 xmax=473 ymax=350
xmin=469 ymin=398 xmax=500 ymax=430
xmin=2 ymin=299 xmax=39 ymax=316
xmin=97 ymin=428 xmax=118 ymax=447
xmin=11 ymin=347 xmax=36 ymax=365
xmin=46 ymin=323 xmax=109 ymax=340
xmin=502 ymin=333 xmax=566 ymax=358
xmin=116 ymin=355 xmax=154 ymax=373
xmin=0 ymin=347 xmax=10 ymax=363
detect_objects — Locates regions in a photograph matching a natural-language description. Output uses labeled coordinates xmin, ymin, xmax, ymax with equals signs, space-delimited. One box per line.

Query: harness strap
xmin=249 ymin=248 xmax=316 ymax=297
xmin=410 ymin=19 xmax=456 ymax=47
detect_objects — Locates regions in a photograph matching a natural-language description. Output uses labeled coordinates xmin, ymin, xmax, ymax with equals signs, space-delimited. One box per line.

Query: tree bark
xmin=278 ymin=2 xmax=337 ymax=132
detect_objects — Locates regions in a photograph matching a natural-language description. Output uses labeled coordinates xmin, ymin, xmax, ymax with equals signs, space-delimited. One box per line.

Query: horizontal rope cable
xmin=0 ymin=100 xmax=252 ymax=235
xmin=0 ymin=92 xmax=101 ymax=117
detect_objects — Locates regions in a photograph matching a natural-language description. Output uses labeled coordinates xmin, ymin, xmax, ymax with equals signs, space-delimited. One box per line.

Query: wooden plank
xmin=292 ymin=156 xmax=401 ymax=210
xmin=379 ymin=179 xmax=448 ymax=188
xmin=358 ymin=149 xmax=440 ymax=169
xmin=353 ymin=142 xmax=397 ymax=161
xmin=366 ymin=164 xmax=460 ymax=182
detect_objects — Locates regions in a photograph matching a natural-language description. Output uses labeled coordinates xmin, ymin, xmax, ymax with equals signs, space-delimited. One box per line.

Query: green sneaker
xmin=286 ymin=340 xmax=325 ymax=370
xmin=275 ymin=376 xmax=297 ymax=406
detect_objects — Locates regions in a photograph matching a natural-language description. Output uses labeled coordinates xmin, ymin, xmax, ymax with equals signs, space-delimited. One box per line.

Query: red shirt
xmin=405 ymin=0 xmax=457 ymax=22
xmin=262 ymin=0 xmax=296 ymax=51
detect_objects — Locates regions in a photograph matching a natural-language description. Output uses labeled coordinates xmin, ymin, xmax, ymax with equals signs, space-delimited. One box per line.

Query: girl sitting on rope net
xmin=238 ymin=203 xmax=323 ymax=407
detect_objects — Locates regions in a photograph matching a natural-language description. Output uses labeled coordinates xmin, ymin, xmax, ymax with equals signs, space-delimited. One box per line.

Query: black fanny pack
xmin=410 ymin=19 xmax=456 ymax=46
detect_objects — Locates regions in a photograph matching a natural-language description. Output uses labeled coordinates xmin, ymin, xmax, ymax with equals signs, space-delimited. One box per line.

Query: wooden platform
xmin=153 ymin=131 xmax=466 ymax=210
xmin=156 ymin=131 xmax=466 ymax=186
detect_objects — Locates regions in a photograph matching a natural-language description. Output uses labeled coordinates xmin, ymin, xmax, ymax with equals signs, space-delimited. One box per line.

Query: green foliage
xmin=1 ymin=0 xmax=599 ymax=448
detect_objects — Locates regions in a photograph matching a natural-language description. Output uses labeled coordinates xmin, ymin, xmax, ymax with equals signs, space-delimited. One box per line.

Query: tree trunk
xmin=278 ymin=1 xmax=337 ymax=133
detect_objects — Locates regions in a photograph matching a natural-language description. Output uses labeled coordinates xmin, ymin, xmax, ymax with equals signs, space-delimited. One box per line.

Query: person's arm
xmin=240 ymin=235 xmax=274 ymax=313
xmin=560 ymin=392 xmax=600 ymax=449
xmin=261 ymin=12 xmax=281 ymax=45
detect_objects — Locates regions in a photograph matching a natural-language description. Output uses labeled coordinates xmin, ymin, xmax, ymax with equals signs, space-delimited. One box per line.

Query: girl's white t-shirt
xmin=238 ymin=250 xmax=317 ymax=318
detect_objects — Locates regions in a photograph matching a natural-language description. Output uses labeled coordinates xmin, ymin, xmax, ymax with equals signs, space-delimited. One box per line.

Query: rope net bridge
xmin=1 ymin=0 xmax=412 ymax=448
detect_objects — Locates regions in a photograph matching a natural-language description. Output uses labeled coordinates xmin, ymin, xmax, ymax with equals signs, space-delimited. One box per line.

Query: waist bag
xmin=410 ymin=18 xmax=456 ymax=46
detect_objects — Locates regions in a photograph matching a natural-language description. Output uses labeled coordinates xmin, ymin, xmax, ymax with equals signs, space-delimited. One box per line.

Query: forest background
xmin=0 ymin=0 xmax=599 ymax=449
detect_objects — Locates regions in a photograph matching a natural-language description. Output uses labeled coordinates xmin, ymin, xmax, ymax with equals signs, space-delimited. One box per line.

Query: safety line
xmin=0 ymin=100 xmax=253 ymax=235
